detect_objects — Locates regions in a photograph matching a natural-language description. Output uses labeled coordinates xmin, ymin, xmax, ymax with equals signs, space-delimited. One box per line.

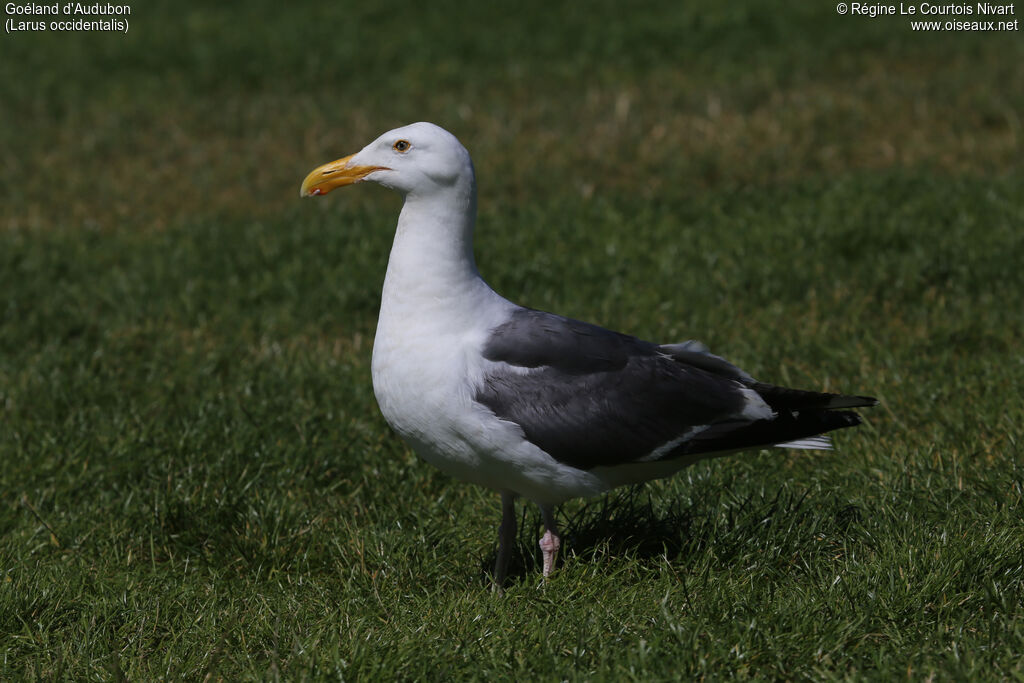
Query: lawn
xmin=1 ymin=0 xmax=1022 ymax=679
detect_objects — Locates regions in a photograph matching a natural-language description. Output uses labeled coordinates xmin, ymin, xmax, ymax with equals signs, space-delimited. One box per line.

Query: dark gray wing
xmin=476 ymin=308 xmax=877 ymax=471
xmin=475 ymin=308 xmax=753 ymax=469
xmin=658 ymin=340 xmax=754 ymax=382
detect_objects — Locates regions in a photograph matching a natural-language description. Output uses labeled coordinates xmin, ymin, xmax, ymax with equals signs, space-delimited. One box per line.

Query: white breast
xmin=370 ymin=265 xmax=504 ymax=481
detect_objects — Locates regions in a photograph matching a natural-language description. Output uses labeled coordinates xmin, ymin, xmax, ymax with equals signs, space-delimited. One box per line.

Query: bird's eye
xmin=393 ymin=139 xmax=411 ymax=153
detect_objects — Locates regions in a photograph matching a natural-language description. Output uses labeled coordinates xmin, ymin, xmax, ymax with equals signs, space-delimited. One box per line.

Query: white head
xmin=300 ymin=122 xmax=474 ymax=198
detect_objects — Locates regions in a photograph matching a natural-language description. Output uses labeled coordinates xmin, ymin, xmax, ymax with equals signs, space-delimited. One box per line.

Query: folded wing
xmin=475 ymin=308 xmax=876 ymax=470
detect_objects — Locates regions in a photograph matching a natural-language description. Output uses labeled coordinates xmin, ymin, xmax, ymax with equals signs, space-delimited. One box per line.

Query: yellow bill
xmin=300 ymin=153 xmax=388 ymax=197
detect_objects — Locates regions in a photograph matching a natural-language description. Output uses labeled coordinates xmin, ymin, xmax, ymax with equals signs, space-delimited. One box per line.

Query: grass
xmin=2 ymin=0 xmax=1023 ymax=679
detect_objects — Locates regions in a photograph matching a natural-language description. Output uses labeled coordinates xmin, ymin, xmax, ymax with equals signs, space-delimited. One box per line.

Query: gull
xmin=300 ymin=122 xmax=876 ymax=591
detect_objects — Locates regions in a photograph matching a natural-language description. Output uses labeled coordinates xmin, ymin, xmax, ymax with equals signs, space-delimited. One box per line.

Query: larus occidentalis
xmin=300 ymin=122 xmax=876 ymax=591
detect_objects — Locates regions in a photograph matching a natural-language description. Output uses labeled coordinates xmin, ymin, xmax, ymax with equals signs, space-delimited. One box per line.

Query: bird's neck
xmin=377 ymin=181 xmax=498 ymax=332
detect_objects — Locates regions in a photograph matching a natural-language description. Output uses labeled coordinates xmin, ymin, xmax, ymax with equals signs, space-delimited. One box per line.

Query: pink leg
xmin=493 ymin=491 xmax=517 ymax=593
xmin=539 ymin=505 xmax=561 ymax=578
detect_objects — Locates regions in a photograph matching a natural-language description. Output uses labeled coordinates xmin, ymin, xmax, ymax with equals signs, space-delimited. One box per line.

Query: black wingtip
xmin=832 ymin=394 xmax=879 ymax=409
xmin=842 ymin=411 xmax=864 ymax=426
xmin=671 ymin=409 xmax=867 ymax=459
xmin=749 ymin=383 xmax=879 ymax=411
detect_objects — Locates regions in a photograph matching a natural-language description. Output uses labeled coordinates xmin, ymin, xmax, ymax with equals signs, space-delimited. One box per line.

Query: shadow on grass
xmin=481 ymin=484 xmax=867 ymax=589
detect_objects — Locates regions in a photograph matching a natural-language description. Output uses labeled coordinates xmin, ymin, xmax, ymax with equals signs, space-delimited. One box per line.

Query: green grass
xmin=2 ymin=0 xmax=1023 ymax=679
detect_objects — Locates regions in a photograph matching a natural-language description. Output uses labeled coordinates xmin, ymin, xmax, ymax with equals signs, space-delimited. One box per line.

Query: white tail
xmin=774 ymin=435 xmax=833 ymax=450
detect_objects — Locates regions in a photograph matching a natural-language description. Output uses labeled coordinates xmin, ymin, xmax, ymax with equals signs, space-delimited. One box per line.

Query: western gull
xmin=300 ymin=122 xmax=877 ymax=591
